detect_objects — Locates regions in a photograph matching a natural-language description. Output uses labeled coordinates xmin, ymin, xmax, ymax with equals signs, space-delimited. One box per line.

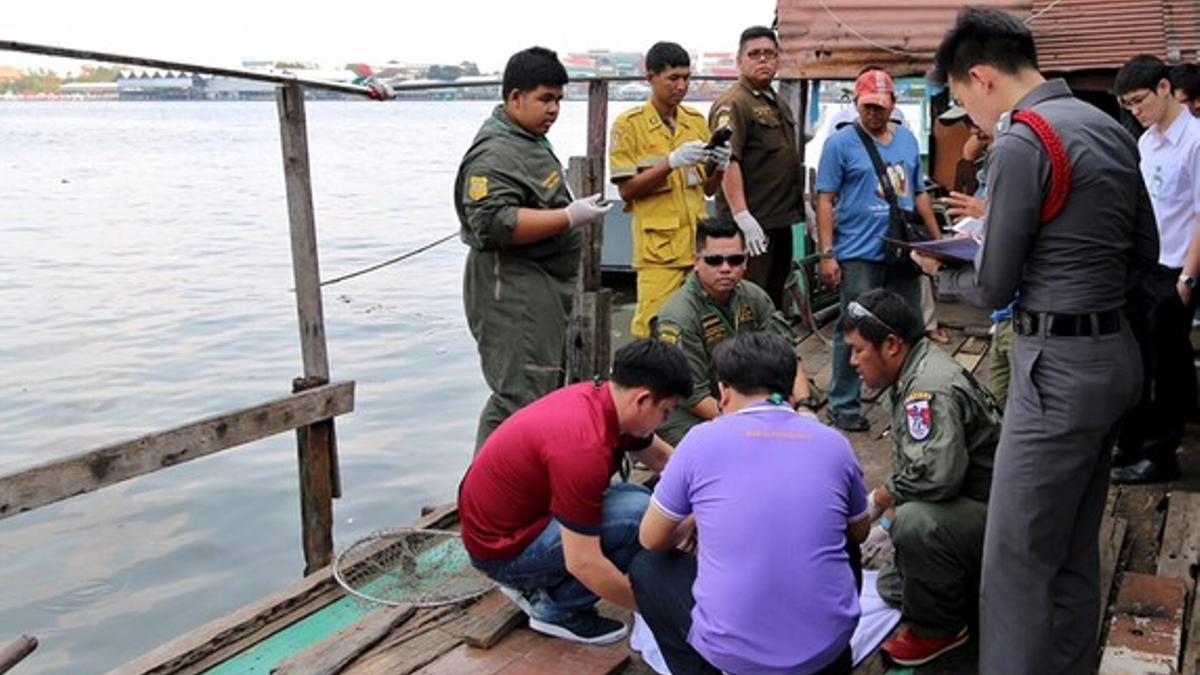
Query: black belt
xmin=1014 ymin=308 xmax=1122 ymax=337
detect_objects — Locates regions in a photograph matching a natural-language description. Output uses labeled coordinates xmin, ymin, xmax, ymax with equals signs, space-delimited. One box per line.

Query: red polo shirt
xmin=459 ymin=382 xmax=632 ymax=561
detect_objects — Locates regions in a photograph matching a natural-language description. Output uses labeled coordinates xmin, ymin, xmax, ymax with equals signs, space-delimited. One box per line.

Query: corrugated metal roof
xmin=776 ymin=0 xmax=1032 ymax=79
xmin=777 ymin=0 xmax=1200 ymax=79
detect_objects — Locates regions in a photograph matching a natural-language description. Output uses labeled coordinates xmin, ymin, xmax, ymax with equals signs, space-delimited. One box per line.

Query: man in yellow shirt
xmin=611 ymin=41 xmax=730 ymax=338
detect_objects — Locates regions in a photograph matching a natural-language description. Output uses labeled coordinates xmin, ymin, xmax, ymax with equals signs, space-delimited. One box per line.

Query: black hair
xmin=1169 ymin=63 xmax=1200 ymax=101
xmin=695 ymin=217 xmax=744 ymax=252
xmin=712 ymin=332 xmax=795 ymax=398
xmin=646 ymin=42 xmax=691 ymax=74
xmin=611 ymin=338 xmax=691 ymax=401
xmin=1115 ymin=55 xmax=1169 ymax=96
xmin=738 ymin=26 xmax=779 ymax=54
xmin=839 ymin=289 xmax=924 ymax=348
xmin=930 ymin=7 xmax=1038 ymax=86
xmin=502 ymin=47 xmax=569 ymax=101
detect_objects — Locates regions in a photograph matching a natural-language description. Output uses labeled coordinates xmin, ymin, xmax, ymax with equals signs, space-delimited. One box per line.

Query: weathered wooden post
xmin=566 ymin=154 xmax=611 ymax=383
xmin=587 ymin=79 xmax=609 ymax=163
xmin=276 ymin=82 xmax=336 ymax=574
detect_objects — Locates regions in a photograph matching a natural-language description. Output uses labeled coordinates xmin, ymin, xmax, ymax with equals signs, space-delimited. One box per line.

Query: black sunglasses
xmin=701 ymin=253 xmax=747 ymax=267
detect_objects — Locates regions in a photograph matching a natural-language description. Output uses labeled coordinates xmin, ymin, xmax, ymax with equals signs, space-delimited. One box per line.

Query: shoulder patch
xmin=714 ymin=106 xmax=733 ymax=130
xmin=657 ymin=323 xmax=680 ymax=346
xmin=737 ymin=305 xmax=755 ymax=324
xmin=541 ymin=170 xmax=561 ymax=189
xmin=904 ymin=391 xmax=933 ymax=404
xmin=905 ymin=399 xmax=932 ymax=441
xmin=467 ymin=175 xmax=488 ymax=201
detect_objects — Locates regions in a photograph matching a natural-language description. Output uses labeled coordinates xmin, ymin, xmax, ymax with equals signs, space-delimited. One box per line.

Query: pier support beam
xmin=277 ymin=82 xmax=337 ymax=574
xmin=566 ymin=155 xmax=611 ymax=384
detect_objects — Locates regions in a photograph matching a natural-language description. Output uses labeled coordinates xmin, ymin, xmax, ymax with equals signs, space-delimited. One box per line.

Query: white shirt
xmin=1138 ymin=110 xmax=1200 ymax=267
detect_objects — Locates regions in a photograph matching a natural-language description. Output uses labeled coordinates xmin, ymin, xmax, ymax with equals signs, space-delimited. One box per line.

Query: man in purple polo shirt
xmin=631 ymin=332 xmax=870 ymax=674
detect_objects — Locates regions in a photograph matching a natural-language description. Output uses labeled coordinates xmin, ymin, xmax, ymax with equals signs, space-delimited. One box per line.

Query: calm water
xmin=0 ymin=99 xmax=644 ymax=674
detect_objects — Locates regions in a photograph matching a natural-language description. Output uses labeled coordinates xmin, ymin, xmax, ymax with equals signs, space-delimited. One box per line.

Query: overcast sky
xmin=4 ymin=0 xmax=778 ymax=72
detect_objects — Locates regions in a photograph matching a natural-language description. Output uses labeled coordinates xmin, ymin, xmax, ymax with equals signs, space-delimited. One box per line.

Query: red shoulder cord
xmin=1011 ymin=109 xmax=1072 ymax=223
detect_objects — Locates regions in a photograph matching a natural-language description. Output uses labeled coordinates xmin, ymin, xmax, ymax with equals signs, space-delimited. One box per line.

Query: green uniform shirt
xmin=708 ymin=77 xmax=803 ymax=230
xmin=454 ymin=105 xmax=581 ymax=280
xmin=652 ymin=272 xmax=798 ymax=441
xmin=887 ymin=339 xmax=1001 ymax=505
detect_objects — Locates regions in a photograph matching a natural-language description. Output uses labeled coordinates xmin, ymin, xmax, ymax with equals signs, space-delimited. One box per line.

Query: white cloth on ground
xmin=627 ymin=570 xmax=902 ymax=673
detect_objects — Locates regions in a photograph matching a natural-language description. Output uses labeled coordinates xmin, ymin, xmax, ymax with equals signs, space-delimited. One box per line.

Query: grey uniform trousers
xmin=979 ymin=324 xmax=1141 ymax=675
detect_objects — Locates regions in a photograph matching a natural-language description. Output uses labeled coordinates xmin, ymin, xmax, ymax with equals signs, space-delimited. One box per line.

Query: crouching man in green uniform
xmin=651 ymin=217 xmax=812 ymax=445
xmin=843 ymin=289 xmax=1000 ymax=667
xmin=455 ymin=47 xmax=613 ymax=450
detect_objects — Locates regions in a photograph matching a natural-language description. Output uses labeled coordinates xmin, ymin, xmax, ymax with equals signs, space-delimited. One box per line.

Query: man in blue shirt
xmin=815 ymin=69 xmax=940 ymax=431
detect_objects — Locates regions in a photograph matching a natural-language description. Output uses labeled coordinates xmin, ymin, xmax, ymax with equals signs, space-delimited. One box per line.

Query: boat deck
xmin=111 ymin=299 xmax=1200 ymax=675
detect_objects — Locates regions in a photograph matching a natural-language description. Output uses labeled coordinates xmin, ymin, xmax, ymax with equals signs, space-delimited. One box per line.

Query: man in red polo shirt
xmin=459 ymin=339 xmax=691 ymax=644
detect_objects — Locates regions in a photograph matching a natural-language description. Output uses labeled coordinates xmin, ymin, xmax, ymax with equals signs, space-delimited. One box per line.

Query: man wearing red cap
xmin=815 ymin=68 xmax=939 ymax=432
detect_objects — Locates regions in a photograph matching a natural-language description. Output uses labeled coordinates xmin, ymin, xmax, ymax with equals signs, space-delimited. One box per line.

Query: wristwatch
xmin=1181 ymin=273 xmax=1197 ymax=290
xmin=819 ymin=247 xmax=835 ymax=260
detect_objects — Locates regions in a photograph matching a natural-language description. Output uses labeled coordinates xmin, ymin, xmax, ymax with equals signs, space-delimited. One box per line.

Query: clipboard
xmin=880 ymin=236 xmax=979 ymax=264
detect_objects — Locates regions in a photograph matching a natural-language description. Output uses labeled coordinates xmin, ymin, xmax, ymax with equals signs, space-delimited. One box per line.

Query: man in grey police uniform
xmin=917 ymin=8 xmax=1158 ymax=675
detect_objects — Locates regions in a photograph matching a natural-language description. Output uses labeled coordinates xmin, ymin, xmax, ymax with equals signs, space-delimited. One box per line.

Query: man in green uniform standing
xmin=843 ymin=289 xmax=999 ymax=667
xmin=455 ymin=47 xmax=612 ymax=450
xmin=652 ymin=218 xmax=812 ymax=445
xmin=708 ymin=26 xmax=804 ymax=310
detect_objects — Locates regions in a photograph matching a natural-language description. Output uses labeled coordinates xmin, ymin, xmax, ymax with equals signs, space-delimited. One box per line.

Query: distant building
xmin=202 ymin=76 xmax=276 ymax=101
xmin=58 ymin=82 xmax=118 ymax=99
xmin=117 ymin=71 xmax=203 ymax=100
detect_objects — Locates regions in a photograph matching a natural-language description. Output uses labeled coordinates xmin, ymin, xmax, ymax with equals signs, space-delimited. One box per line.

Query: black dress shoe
xmin=826 ymin=410 xmax=870 ymax=432
xmin=1111 ymin=459 xmax=1182 ymax=485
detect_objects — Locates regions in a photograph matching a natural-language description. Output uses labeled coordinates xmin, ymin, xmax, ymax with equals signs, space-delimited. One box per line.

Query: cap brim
xmin=857 ymin=93 xmax=892 ymax=108
xmin=937 ymin=106 xmax=970 ymax=124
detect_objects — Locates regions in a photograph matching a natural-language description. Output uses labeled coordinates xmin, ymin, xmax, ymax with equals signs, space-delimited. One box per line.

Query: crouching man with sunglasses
xmin=650 ymin=217 xmax=814 ymax=445
xmin=844 ymin=289 xmax=1001 ymax=667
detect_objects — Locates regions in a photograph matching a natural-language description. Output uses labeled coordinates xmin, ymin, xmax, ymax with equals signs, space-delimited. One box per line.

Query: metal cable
xmin=1024 ymin=0 xmax=1069 ymax=25
xmin=815 ymin=0 xmax=920 ymax=57
xmin=318 ymin=231 xmax=458 ymax=288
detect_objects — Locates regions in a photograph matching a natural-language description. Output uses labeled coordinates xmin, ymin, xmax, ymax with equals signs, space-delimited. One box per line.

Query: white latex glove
xmin=707 ymin=144 xmax=732 ymax=171
xmin=732 ymin=210 xmax=769 ymax=256
xmin=667 ymin=140 xmax=707 ymax=170
xmin=565 ymin=194 xmax=613 ymax=228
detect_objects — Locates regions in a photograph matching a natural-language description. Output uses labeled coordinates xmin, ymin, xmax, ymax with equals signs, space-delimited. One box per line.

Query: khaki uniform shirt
xmin=610 ymin=101 xmax=711 ymax=268
xmin=709 ymin=77 xmax=803 ymax=230
xmin=887 ymin=339 xmax=1001 ymax=505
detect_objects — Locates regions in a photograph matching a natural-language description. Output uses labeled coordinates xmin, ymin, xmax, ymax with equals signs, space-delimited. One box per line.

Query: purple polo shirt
xmin=652 ymin=403 xmax=868 ymax=675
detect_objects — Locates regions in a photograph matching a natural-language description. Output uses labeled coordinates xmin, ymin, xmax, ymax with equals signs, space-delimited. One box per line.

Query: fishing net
xmin=333 ymin=528 xmax=495 ymax=608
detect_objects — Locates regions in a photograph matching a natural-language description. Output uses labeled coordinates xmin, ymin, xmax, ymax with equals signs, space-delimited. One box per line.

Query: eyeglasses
xmin=1119 ymin=90 xmax=1156 ymax=110
xmin=846 ymin=300 xmax=899 ymax=335
xmin=701 ymin=253 xmax=747 ymax=267
xmin=744 ymin=48 xmax=779 ymax=62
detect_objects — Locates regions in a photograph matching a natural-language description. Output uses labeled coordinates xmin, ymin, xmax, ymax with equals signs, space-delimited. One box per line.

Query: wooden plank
xmin=1182 ymin=575 xmax=1200 ymax=675
xmin=277 ymin=81 xmax=338 ymax=570
xmin=1114 ymin=485 xmax=1170 ymax=574
xmin=954 ymin=352 xmax=983 ymax=372
xmin=0 ymin=635 xmax=37 ymax=673
xmin=343 ymin=611 xmax=466 ymax=675
xmin=1100 ymin=573 xmax=1187 ymax=674
xmin=493 ymin=638 xmax=629 ymax=675
xmin=1156 ymin=491 xmax=1200 ymax=590
xmin=566 ymin=154 xmax=610 ymax=384
xmin=110 ymin=503 xmax=458 ymax=675
xmin=413 ymin=630 xmax=542 ymax=675
xmin=272 ymin=604 xmax=416 ymax=675
xmin=1098 ymin=514 xmax=1129 ymax=636
xmin=0 ymin=382 xmax=354 ymax=521
xmin=450 ymin=590 xmax=526 ymax=650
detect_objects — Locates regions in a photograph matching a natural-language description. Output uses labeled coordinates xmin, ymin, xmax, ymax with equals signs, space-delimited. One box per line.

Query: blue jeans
xmin=829 ymin=260 xmax=922 ymax=419
xmin=470 ymin=482 xmax=650 ymax=621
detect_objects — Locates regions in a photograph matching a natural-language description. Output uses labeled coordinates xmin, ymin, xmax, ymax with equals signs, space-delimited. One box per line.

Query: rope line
xmin=319 ymin=231 xmax=458 ymax=288
xmin=1024 ymin=0 xmax=1069 ymax=25
xmin=815 ymin=0 xmax=920 ymax=57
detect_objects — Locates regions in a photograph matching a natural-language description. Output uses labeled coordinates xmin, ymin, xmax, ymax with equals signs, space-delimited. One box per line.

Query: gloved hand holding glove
xmin=732 ymin=210 xmax=769 ymax=257
xmin=565 ymin=194 xmax=613 ymax=228
xmin=667 ymin=140 xmax=708 ymax=170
